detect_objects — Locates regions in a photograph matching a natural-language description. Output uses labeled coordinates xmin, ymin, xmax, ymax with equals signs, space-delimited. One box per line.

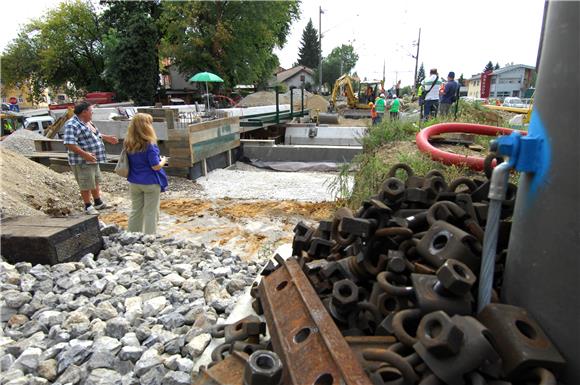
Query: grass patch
xmin=329 ymin=102 xmax=513 ymax=209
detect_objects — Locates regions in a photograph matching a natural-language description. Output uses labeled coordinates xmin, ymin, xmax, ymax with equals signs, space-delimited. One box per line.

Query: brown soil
xmin=100 ymin=212 xmax=129 ymax=228
xmin=215 ymin=200 xmax=335 ymax=222
xmin=160 ymin=199 xmax=213 ymax=217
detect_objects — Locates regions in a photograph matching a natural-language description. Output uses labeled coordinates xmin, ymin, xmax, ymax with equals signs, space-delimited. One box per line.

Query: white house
xmin=275 ymin=66 xmax=315 ymax=89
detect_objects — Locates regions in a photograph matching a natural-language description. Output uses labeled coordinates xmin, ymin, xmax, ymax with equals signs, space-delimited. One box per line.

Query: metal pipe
xmin=275 ymin=86 xmax=279 ymax=124
xmin=502 ymin=2 xmax=579 ymax=382
xmin=290 ymin=87 xmax=294 ymax=117
xmin=301 ymin=87 xmax=305 ymax=115
xmin=477 ymin=161 xmax=511 ymax=313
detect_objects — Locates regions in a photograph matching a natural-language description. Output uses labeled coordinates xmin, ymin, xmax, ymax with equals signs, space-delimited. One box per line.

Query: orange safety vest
xmin=370 ymin=105 xmax=378 ymax=119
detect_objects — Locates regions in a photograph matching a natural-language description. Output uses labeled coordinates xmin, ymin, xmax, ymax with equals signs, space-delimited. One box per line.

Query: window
xmin=490 ymin=92 xmax=495 ymax=97
xmin=26 ymin=122 xmax=40 ymax=131
xmin=497 ymin=91 xmax=510 ymax=97
xmin=42 ymin=120 xmax=52 ymax=129
xmin=512 ymin=91 xmax=520 ymax=97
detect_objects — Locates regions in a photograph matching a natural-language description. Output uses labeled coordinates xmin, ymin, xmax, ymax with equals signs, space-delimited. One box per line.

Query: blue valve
xmin=493 ymin=131 xmax=543 ymax=173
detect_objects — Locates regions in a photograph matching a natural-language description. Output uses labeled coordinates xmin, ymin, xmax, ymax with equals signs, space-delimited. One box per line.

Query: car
xmin=503 ymin=97 xmax=527 ymax=108
xmin=22 ymin=116 xmax=55 ymax=136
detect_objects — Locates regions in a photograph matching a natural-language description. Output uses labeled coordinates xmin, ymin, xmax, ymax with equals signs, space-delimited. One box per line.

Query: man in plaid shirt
xmin=63 ymin=101 xmax=118 ymax=215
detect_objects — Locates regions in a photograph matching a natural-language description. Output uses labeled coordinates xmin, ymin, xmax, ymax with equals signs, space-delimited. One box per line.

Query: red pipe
xmin=415 ymin=123 xmax=517 ymax=171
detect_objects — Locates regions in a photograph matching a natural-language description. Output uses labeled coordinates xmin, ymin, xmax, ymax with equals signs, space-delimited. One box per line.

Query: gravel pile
xmin=197 ymin=169 xmax=349 ymax=201
xmin=0 ymin=225 xmax=264 ymax=385
xmin=0 ymin=130 xmax=47 ymax=156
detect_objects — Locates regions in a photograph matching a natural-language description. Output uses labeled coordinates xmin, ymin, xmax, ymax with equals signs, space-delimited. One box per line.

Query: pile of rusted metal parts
xmin=194 ymin=162 xmax=566 ymax=385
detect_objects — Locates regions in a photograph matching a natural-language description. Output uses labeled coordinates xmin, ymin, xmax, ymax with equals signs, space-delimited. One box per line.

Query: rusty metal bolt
xmin=331 ymin=279 xmax=359 ymax=309
xmin=243 ymin=350 xmax=283 ymax=385
xmin=380 ymin=177 xmax=405 ymax=202
xmin=436 ymin=259 xmax=476 ymax=296
xmin=417 ymin=311 xmax=464 ymax=357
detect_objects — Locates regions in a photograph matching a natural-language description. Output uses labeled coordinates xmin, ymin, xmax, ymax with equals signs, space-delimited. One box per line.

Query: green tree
xmin=1 ymin=29 xmax=46 ymax=105
xmin=458 ymin=73 xmax=465 ymax=86
xmin=1 ymin=0 xmax=108 ymax=98
xmin=416 ymin=62 xmax=425 ymax=87
xmin=484 ymin=61 xmax=494 ymax=72
xmin=315 ymin=44 xmax=358 ymax=89
xmin=101 ymin=1 xmax=162 ymax=104
xmin=494 ymin=62 xmax=500 ymax=70
xmin=296 ymin=19 xmax=320 ymax=69
xmin=160 ymin=1 xmax=299 ymax=87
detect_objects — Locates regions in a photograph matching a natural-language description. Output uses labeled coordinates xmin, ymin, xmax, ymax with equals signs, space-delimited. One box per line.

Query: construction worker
xmin=369 ymin=102 xmax=378 ymax=125
xmin=374 ymin=93 xmax=386 ymax=124
xmin=389 ymin=95 xmax=401 ymax=120
xmin=422 ymin=68 xmax=442 ymax=121
xmin=417 ymin=84 xmax=424 ymax=119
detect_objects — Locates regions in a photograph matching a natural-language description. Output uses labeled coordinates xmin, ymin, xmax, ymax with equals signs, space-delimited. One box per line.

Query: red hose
xmin=415 ymin=123 xmax=517 ymax=171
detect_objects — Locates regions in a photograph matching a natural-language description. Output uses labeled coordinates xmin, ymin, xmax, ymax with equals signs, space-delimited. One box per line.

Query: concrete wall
xmin=285 ymin=126 xmax=366 ymax=146
xmin=242 ymin=141 xmax=361 ymax=162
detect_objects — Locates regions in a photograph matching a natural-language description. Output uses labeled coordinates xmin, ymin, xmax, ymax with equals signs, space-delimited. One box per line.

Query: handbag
xmin=114 ymin=149 xmax=129 ymax=178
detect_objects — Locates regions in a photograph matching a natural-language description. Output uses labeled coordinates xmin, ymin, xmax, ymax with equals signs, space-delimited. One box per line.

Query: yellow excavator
xmin=330 ymin=75 xmax=384 ymax=111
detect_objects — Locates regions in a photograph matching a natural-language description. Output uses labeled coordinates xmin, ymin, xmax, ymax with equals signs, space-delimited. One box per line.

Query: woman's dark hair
xmin=74 ymin=101 xmax=92 ymax=115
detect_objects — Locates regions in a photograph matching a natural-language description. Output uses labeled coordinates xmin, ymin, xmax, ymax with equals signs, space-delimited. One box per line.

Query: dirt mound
xmin=237 ymin=91 xmax=285 ymax=107
xmin=0 ymin=148 xmax=80 ymax=217
xmin=306 ymin=95 xmax=329 ymax=112
xmin=237 ymin=90 xmax=320 ymax=108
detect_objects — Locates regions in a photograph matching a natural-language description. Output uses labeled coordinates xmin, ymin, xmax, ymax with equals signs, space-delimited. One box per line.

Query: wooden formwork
xmin=30 ymin=113 xmax=241 ymax=179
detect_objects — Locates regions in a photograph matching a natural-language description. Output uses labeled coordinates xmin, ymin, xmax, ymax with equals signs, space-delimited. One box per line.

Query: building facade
xmin=275 ymin=66 xmax=315 ymax=90
xmin=466 ymin=64 xmax=536 ymax=99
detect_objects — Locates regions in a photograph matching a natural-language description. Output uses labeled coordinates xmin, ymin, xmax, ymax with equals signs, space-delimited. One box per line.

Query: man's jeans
xmin=439 ymin=102 xmax=452 ymax=116
xmin=424 ymin=99 xmax=439 ymax=120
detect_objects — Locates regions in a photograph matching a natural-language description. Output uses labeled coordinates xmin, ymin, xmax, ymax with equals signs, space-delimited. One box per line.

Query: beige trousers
xmin=128 ymin=183 xmax=161 ymax=235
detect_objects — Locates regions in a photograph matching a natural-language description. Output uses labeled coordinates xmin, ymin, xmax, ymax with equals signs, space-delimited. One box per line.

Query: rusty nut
xmin=380 ymin=177 xmax=405 ymax=202
xmin=331 ymin=279 xmax=359 ymax=309
xmin=423 ymin=176 xmax=448 ymax=195
xmin=437 ymin=259 xmax=476 ymax=296
xmin=417 ymin=311 xmax=464 ymax=357
xmin=243 ymin=350 xmax=283 ymax=385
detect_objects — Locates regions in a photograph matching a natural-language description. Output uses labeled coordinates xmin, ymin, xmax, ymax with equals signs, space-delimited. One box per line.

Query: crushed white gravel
xmin=195 ymin=169 xmax=352 ymax=201
xmin=0 ymin=129 xmax=46 ymax=155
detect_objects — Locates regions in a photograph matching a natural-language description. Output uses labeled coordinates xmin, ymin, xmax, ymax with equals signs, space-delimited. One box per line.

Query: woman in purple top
xmin=124 ymin=113 xmax=168 ymax=234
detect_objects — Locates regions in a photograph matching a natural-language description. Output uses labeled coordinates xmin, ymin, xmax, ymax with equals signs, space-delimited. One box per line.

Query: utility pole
xmin=382 ymin=59 xmax=386 ymax=84
xmin=413 ymin=28 xmax=421 ymax=87
xmin=319 ymin=6 xmax=323 ymax=92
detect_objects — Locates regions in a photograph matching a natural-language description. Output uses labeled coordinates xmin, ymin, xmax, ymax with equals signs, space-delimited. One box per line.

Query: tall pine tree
xmin=416 ymin=62 xmax=425 ymax=87
xmin=494 ymin=62 xmax=500 ymax=70
xmin=296 ymin=19 xmax=320 ymax=69
xmin=484 ymin=61 xmax=494 ymax=72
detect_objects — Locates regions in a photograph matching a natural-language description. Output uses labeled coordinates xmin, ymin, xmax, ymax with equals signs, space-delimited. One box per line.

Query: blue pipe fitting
xmin=493 ymin=132 xmax=543 ymax=173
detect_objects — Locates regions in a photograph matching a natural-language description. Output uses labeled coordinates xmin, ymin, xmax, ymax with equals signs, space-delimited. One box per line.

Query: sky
xmin=274 ymin=0 xmax=546 ymax=87
xmin=1 ymin=0 xmax=546 ymax=88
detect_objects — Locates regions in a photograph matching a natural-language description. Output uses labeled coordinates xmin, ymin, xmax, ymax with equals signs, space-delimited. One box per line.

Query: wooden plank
xmin=191 ymin=138 xmax=240 ymax=163
xmin=167 ymin=130 xmax=189 ymax=141
xmin=1 ymin=216 xmax=103 ymax=265
xmin=189 ymin=122 xmax=241 ymax=144
xmin=188 ymin=116 xmax=240 ymax=133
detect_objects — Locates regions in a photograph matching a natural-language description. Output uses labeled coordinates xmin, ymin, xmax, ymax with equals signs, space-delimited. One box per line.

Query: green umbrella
xmin=189 ymin=72 xmax=224 ymax=111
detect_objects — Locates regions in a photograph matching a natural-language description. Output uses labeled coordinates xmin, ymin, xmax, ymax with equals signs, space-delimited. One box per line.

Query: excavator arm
xmin=331 ymin=74 xmax=359 ymax=109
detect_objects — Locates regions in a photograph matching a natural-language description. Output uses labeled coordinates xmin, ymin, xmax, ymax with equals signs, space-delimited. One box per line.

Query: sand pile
xmin=0 ymin=148 xmax=81 ymax=217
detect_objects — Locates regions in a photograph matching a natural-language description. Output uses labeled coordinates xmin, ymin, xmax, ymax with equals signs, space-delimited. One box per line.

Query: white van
xmin=23 ymin=116 xmax=55 ymax=136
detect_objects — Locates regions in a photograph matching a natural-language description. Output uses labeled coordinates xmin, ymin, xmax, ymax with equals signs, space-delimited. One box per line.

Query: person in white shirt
xmin=421 ymin=68 xmax=442 ymax=121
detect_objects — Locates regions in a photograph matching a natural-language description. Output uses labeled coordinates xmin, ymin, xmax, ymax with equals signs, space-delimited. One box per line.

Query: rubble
xmin=0 ymin=226 xmax=265 ymax=384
